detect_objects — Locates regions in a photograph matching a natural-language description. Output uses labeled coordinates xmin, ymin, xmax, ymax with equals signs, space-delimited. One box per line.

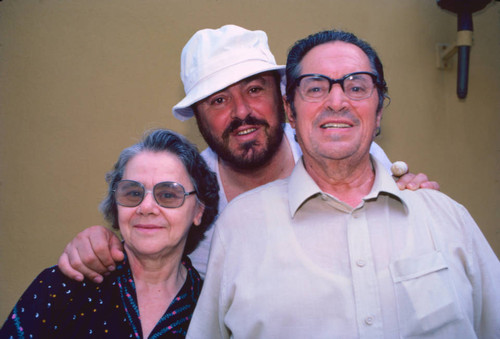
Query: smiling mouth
xmin=321 ymin=123 xmax=351 ymax=129
xmin=236 ymin=127 xmax=258 ymax=136
xmin=135 ymin=225 xmax=163 ymax=230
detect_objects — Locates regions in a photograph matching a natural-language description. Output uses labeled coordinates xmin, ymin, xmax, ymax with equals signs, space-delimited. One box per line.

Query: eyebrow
xmin=196 ymin=74 xmax=271 ymax=107
xmin=241 ymin=73 xmax=269 ymax=85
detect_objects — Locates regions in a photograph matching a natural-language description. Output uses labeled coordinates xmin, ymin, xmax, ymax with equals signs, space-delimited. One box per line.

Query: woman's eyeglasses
xmin=114 ymin=180 xmax=196 ymax=209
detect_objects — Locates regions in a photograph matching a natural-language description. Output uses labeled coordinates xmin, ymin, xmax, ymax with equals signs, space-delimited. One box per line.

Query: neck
xmin=219 ymin=137 xmax=295 ymax=202
xmin=124 ymin=246 xmax=187 ymax=338
xmin=124 ymin=245 xmax=185 ymax=286
xmin=304 ymin=154 xmax=375 ymax=208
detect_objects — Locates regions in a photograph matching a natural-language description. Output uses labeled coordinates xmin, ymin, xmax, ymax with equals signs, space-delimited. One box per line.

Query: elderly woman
xmin=0 ymin=129 xmax=219 ymax=338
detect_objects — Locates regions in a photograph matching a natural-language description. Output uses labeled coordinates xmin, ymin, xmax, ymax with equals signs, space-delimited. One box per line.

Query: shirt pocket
xmin=389 ymin=251 xmax=463 ymax=337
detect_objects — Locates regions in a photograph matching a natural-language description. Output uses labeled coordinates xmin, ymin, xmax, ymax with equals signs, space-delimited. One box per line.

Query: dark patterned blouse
xmin=0 ymin=255 xmax=202 ymax=338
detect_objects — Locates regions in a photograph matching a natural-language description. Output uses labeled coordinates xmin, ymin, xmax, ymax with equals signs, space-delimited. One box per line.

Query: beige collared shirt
xmin=190 ymin=124 xmax=392 ymax=278
xmin=187 ymin=158 xmax=500 ymax=339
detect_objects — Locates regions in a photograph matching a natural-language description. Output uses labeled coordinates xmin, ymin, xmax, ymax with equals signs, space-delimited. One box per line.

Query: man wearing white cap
xmin=57 ymin=25 xmax=438 ymax=281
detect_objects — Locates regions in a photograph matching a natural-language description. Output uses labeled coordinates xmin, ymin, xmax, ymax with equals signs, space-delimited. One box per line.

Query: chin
xmin=127 ymin=241 xmax=171 ymax=256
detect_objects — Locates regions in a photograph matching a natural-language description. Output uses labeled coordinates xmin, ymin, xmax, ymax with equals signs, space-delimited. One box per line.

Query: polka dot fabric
xmin=0 ymin=256 xmax=202 ymax=338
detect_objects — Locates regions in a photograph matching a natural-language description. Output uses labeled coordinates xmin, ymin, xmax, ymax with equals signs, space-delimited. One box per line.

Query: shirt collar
xmin=288 ymin=157 xmax=323 ymax=216
xmin=288 ymin=156 xmax=408 ymax=217
xmin=368 ymin=157 xmax=408 ymax=211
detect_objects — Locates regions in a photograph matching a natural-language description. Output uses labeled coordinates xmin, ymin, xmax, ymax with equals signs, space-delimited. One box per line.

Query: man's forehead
xmin=241 ymin=71 xmax=276 ymax=84
xmin=223 ymin=71 xmax=276 ymax=91
xmin=201 ymin=71 xmax=277 ymax=100
xmin=301 ymin=41 xmax=371 ymax=72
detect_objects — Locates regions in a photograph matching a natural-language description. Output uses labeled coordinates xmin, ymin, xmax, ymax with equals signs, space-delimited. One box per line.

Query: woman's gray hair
xmin=99 ymin=129 xmax=219 ymax=255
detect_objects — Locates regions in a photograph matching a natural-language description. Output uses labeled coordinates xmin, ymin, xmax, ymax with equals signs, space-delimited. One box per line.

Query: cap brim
xmin=172 ymin=62 xmax=286 ymax=121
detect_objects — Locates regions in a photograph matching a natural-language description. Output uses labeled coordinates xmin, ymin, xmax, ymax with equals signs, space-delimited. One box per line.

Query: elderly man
xmin=57 ymin=25 xmax=437 ymax=282
xmin=186 ymin=29 xmax=500 ymax=338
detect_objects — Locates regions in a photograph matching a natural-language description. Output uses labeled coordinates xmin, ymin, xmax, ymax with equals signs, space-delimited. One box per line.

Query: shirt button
xmin=365 ymin=316 xmax=374 ymax=325
xmin=356 ymin=259 xmax=366 ymax=267
xmin=321 ymin=194 xmax=328 ymax=201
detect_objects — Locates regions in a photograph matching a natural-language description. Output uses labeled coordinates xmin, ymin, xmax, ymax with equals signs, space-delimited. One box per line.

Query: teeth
xmin=321 ymin=123 xmax=350 ymax=128
xmin=237 ymin=128 xmax=256 ymax=135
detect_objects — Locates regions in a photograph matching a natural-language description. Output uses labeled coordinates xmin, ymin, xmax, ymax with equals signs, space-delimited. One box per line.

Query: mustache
xmin=222 ymin=115 xmax=269 ymax=140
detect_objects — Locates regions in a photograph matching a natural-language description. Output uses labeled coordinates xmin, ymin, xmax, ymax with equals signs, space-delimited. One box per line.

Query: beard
xmin=196 ymin=111 xmax=286 ymax=171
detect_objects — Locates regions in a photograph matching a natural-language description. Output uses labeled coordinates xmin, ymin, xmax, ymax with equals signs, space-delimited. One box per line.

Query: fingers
xmin=109 ymin=234 xmax=125 ymax=263
xmin=395 ymin=172 xmax=415 ymax=190
xmin=58 ymin=251 xmax=84 ymax=282
xmin=57 ymin=225 xmax=120 ymax=284
xmin=420 ymin=180 xmax=440 ymax=191
xmin=86 ymin=226 xmax=120 ymax=272
xmin=405 ymin=173 xmax=431 ymax=190
xmin=396 ymin=172 xmax=440 ymax=191
xmin=61 ymin=236 xmax=105 ymax=283
xmin=392 ymin=161 xmax=441 ymax=191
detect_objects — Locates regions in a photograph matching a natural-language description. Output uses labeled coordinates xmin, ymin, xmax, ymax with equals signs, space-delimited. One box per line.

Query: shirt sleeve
xmin=0 ymin=267 xmax=62 ymax=338
xmin=186 ymin=225 xmax=230 ymax=339
xmin=463 ymin=206 xmax=500 ymax=338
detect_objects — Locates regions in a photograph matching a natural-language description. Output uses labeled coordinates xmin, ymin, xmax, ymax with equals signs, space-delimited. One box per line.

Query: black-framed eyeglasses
xmin=295 ymin=72 xmax=378 ymax=102
xmin=114 ymin=180 xmax=197 ymax=209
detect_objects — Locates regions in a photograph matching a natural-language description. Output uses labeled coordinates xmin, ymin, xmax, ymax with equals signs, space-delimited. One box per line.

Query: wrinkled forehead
xmin=123 ymin=151 xmax=189 ymax=181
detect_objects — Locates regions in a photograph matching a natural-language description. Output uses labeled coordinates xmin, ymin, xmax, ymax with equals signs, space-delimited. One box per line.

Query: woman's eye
xmin=125 ymin=190 xmax=142 ymax=197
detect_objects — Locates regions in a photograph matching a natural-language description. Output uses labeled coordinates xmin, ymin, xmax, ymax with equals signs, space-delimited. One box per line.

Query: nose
xmin=137 ymin=191 xmax=159 ymax=215
xmin=230 ymin=91 xmax=252 ymax=119
xmin=324 ymin=83 xmax=348 ymax=112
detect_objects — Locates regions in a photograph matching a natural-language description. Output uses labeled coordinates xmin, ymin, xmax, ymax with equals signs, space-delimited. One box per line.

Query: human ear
xmin=283 ymin=96 xmax=296 ymax=128
xmin=193 ymin=202 xmax=205 ymax=226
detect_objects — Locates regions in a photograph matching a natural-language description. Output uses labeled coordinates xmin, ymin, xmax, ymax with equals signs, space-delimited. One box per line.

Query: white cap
xmin=172 ymin=25 xmax=285 ymax=121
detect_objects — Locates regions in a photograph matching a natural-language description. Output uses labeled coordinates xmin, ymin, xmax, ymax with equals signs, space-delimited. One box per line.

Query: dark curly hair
xmin=99 ymin=129 xmax=219 ymax=255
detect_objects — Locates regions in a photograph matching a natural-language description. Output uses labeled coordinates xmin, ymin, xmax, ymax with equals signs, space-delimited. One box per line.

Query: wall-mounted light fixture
xmin=436 ymin=0 xmax=494 ymax=99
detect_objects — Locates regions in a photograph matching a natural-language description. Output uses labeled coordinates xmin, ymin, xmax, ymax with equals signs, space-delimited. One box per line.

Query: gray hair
xmin=99 ymin=129 xmax=219 ymax=255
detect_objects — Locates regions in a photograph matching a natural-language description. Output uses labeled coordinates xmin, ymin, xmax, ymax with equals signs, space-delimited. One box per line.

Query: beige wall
xmin=1 ymin=0 xmax=498 ymax=321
